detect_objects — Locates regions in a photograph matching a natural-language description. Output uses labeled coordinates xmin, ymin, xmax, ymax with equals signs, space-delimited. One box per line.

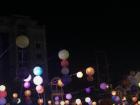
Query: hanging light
xmin=57 ymin=79 xmax=64 ymax=87
xmin=33 ymin=76 xmax=43 ymax=85
xmin=33 ymin=66 xmax=43 ymax=76
xmin=0 ymin=85 xmax=6 ymax=91
xmin=75 ymin=99 xmax=82 ymax=105
xmin=86 ymin=67 xmax=95 ymax=76
xmin=76 ymin=71 xmax=83 ymax=78
xmin=13 ymin=93 xmax=18 ymax=99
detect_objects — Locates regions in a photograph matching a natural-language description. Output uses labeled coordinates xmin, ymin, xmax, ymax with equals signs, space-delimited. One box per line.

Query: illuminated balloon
xmin=0 ymin=85 xmax=6 ymax=92
xmin=16 ymin=35 xmax=29 ymax=48
xmin=61 ymin=60 xmax=69 ymax=67
xmin=37 ymin=98 xmax=43 ymax=105
xmin=36 ymin=85 xmax=44 ymax=94
xmin=58 ymin=49 xmax=69 ymax=60
xmin=0 ymin=98 xmax=6 ymax=105
xmin=66 ymin=93 xmax=72 ymax=100
xmin=13 ymin=93 xmax=18 ymax=99
xmin=33 ymin=76 xmax=43 ymax=85
xmin=33 ymin=66 xmax=43 ymax=76
xmin=61 ymin=67 xmax=69 ymax=75
xmin=24 ymin=74 xmax=32 ymax=82
xmin=86 ymin=67 xmax=95 ymax=76
xmin=24 ymin=90 xmax=31 ymax=97
xmin=76 ymin=71 xmax=83 ymax=78
xmin=57 ymin=79 xmax=64 ymax=87
xmin=24 ymin=82 xmax=30 ymax=89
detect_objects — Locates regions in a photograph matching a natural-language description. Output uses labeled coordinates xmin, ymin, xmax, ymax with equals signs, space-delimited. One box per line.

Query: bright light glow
xmin=55 ymin=96 xmax=59 ymax=101
xmin=48 ymin=100 xmax=52 ymax=104
xmin=13 ymin=93 xmax=18 ymax=98
xmin=138 ymin=101 xmax=140 ymax=105
xmin=60 ymin=101 xmax=65 ymax=105
xmin=85 ymin=97 xmax=91 ymax=103
xmin=76 ymin=71 xmax=83 ymax=78
xmin=57 ymin=79 xmax=64 ymax=87
xmin=65 ymin=100 xmax=69 ymax=104
xmin=132 ymin=96 xmax=137 ymax=102
xmin=58 ymin=49 xmax=69 ymax=60
xmin=33 ymin=76 xmax=43 ymax=85
xmin=0 ymin=85 xmax=6 ymax=91
xmin=92 ymin=101 xmax=97 ymax=105
xmin=33 ymin=66 xmax=43 ymax=76
xmin=55 ymin=101 xmax=59 ymax=105
xmin=111 ymin=90 xmax=117 ymax=96
xmin=37 ymin=98 xmax=43 ymax=104
xmin=36 ymin=85 xmax=44 ymax=94
xmin=66 ymin=93 xmax=72 ymax=100
xmin=86 ymin=67 xmax=95 ymax=76
xmin=24 ymin=90 xmax=31 ymax=97
xmin=75 ymin=99 xmax=81 ymax=105
xmin=24 ymin=74 xmax=32 ymax=82
xmin=24 ymin=82 xmax=30 ymax=89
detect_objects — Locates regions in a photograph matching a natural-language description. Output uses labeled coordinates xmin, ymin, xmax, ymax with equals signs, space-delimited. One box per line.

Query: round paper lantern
xmin=37 ymin=98 xmax=43 ymax=105
xmin=13 ymin=93 xmax=18 ymax=99
xmin=61 ymin=67 xmax=69 ymax=75
xmin=0 ymin=85 xmax=6 ymax=92
xmin=76 ymin=71 xmax=83 ymax=78
xmin=60 ymin=101 xmax=65 ymax=105
xmin=16 ymin=35 xmax=29 ymax=48
xmin=61 ymin=60 xmax=69 ymax=67
xmin=114 ymin=96 xmax=120 ymax=103
xmin=86 ymin=67 xmax=95 ymax=76
xmin=92 ymin=101 xmax=97 ymax=105
xmin=65 ymin=100 xmax=69 ymax=104
xmin=54 ymin=96 xmax=59 ymax=101
xmin=36 ymin=85 xmax=44 ymax=94
xmin=24 ymin=90 xmax=31 ymax=97
xmin=75 ymin=99 xmax=81 ymax=105
xmin=112 ymin=90 xmax=117 ymax=96
xmin=58 ymin=49 xmax=69 ymax=60
xmin=55 ymin=101 xmax=59 ymax=105
xmin=57 ymin=79 xmax=64 ymax=87
xmin=33 ymin=76 xmax=43 ymax=85
xmin=100 ymin=82 xmax=108 ymax=90
xmin=33 ymin=66 xmax=43 ymax=76
xmin=0 ymin=98 xmax=6 ymax=105
xmin=66 ymin=93 xmax=72 ymax=100
xmin=24 ymin=82 xmax=30 ymax=89
xmin=85 ymin=97 xmax=91 ymax=103
xmin=48 ymin=100 xmax=52 ymax=104
xmin=0 ymin=91 xmax=7 ymax=98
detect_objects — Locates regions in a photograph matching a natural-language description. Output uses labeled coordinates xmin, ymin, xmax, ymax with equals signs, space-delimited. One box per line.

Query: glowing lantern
xmin=61 ymin=60 xmax=69 ymax=67
xmin=57 ymin=79 xmax=64 ymax=87
xmin=13 ymin=93 xmax=18 ymax=99
xmin=24 ymin=82 xmax=30 ymax=89
xmin=24 ymin=90 xmax=31 ymax=97
xmin=61 ymin=67 xmax=70 ymax=75
xmin=16 ymin=35 xmax=29 ymax=48
xmin=33 ymin=76 xmax=43 ymax=85
xmin=92 ymin=101 xmax=97 ymax=105
xmin=85 ymin=88 xmax=91 ymax=93
xmin=85 ymin=97 xmax=91 ymax=103
xmin=60 ymin=101 xmax=65 ymax=105
xmin=0 ymin=98 xmax=6 ymax=105
xmin=132 ymin=96 xmax=138 ymax=103
xmin=138 ymin=101 xmax=140 ymax=105
xmin=55 ymin=101 xmax=59 ymax=105
xmin=66 ymin=93 xmax=72 ymax=100
xmin=76 ymin=71 xmax=83 ymax=78
xmin=86 ymin=67 xmax=95 ymax=76
xmin=65 ymin=100 xmax=69 ymax=104
xmin=100 ymin=82 xmax=108 ymax=90
xmin=112 ymin=90 xmax=117 ymax=96
xmin=38 ymin=98 xmax=43 ymax=105
xmin=0 ymin=91 xmax=7 ymax=98
xmin=0 ymin=85 xmax=6 ymax=91
xmin=48 ymin=100 xmax=52 ymax=104
xmin=33 ymin=66 xmax=43 ymax=76
xmin=36 ymin=85 xmax=44 ymax=94
xmin=54 ymin=96 xmax=59 ymax=101
xmin=75 ymin=99 xmax=82 ymax=105
xmin=58 ymin=49 xmax=69 ymax=60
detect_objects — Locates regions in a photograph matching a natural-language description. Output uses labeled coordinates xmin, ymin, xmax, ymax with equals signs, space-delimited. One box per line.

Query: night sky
xmin=1 ymin=6 xmax=140 ymax=98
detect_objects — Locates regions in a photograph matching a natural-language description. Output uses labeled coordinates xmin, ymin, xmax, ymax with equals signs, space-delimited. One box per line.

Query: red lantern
xmin=0 ymin=91 xmax=7 ymax=98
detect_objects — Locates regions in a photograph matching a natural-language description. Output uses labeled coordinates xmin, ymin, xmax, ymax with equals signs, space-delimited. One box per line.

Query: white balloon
xmin=16 ymin=35 xmax=29 ymax=48
xmin=58 ymin=49 xmax=69 ymax=60
xmin=24 ymin=74 xmax=32 ymax=82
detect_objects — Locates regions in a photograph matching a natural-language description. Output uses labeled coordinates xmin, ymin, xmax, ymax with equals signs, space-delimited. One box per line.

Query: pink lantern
xmin=24 ymin=82 xmax=31 ymax=89
xmin=0 ymin=91 xmax=7 ymax=98
xmin=36 ymin=85 xmax=44 ymax=94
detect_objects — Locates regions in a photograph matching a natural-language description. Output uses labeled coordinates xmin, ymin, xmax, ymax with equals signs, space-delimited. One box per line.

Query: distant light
xmin=65 ymin=100 xmax=69 ymax=104
xmin=57 ymin=79 xmax=64 ymax=87
xmin=37 ymin=98 xmax=43 ymax=105
xmin=48 ymin=100 xmax=52 ymax=104
xmin=100 ymin=82 xmax=108 ymax=90
xmin=24 ymin=90 xmax=31 ymax=97
xmin=85 ymin=97 xmax=91 ymax=103
xmin=132 ymin=96 xmax=138 ymax=103
xmin=66 ymin=93 xmax=72 ymax=100
xmin=36 ymin=85 xmax=44 ymax=94
xmin=111 ymin=90 xmax=117 ymax=96
xmin=86 ymin=67 xmax=95 ymax=76
xmin=76 ymin=71 xmax=83 ymax=78
xmin=55 ymin=96 xmax=59 ymax=101
xmin=85 ymin=87 xmax=91 ymax=93
xmin=33 ymin=76 xmax=43 ymax=85
xmin=13 ymin=93 xmax=18 ymax=99
xmin=60 ymin=101 xmax=65 ymax=105
xmin=0 ymin=85 xmax=6 ymax=91
xmin=75 ymin=99 xmax=81 ymax=105
xmin=58 ymin=49 xmax=69 ymax=60
xmin=33 ymin=66 xmax=43 ymax=76
xmin=24 ymin=82 xmax=30 ymax=89
xmin=55 ymin=101 xmax=59 ymax=105
xmin=138 ymin=101 xmax=140 ymax=104
xmin=92 ymin=101 xmax=97 ymax=105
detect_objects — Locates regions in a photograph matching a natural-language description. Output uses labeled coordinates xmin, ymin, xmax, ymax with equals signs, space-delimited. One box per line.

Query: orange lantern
xmin=86 ymin=67 xmax=95 ymax=76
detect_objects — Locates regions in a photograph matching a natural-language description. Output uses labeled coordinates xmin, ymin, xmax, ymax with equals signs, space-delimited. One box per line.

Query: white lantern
xmin=16 ymin=35 xmax=29 ymax=48
xmin=33 ymin=76 xmax=43 ymax=85
xmin=58 ymin=49 xmax=69 ymax=60
xmin=76 ymin=71 xmax=83 ymax=78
